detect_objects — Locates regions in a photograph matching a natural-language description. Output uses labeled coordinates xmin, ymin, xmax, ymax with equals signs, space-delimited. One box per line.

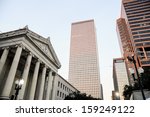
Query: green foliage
xmin=64 ymin=91 xmax=101 ymax=100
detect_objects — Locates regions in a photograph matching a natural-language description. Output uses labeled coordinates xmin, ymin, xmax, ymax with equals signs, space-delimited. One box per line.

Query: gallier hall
xmin=0 ymin=26 xmax=77 ymax=100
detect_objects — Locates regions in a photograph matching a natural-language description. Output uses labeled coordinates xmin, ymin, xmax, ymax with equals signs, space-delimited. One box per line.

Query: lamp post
xmin=128 ymin=68 xmax=136 ymax=81
xmin=14 ymin=79 xmax=24 ymax=100
xmin=127 ymin=55 xmax=146 ymax=100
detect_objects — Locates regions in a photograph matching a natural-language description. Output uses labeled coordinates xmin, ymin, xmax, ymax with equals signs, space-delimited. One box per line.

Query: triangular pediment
xmin=33 ymin=38 xmax=54 ymax=60
xmin=26 ymin=30 xmax=61 ymax=69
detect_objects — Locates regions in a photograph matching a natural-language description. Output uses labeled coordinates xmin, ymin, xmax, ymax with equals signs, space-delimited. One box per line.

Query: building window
xmin=60 ymin=92 xmax=62 ymax=97
xmin=65 ymin=86 xmax=67 ymax=91
xmin=61 ymin=83 xmax=62 ymax=88
xmin=58 ymin=81 xmax=60 ymax=87
xmin=57 ymin=90 xmax=59 ymax=96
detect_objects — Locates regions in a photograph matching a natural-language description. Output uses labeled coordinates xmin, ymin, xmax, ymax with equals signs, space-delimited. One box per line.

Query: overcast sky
xmin=0 ymin=0 xmax=122 ymax=99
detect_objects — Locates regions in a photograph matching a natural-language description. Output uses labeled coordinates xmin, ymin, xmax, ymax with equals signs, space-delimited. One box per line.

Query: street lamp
xmin=128 ymin=68 xmax=136 ymax=81
xmin=127 ymin=55 xmax=146 ymax=100
xmin=14 ymin=79 xmax=24 ymax=100
xmin=115 ymin=92 xmax=120 ymax=100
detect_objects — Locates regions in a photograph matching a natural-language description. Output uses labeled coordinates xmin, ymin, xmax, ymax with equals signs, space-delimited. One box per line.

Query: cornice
xmin=0 ymin=28 xmax=27 ymax=39
xmin=122 ymin=0 xmax=136 ymax=3
xmin=27 ymin=30 xmax=49 ymax=44
xmin=0 ymin=26 xmax=48 ymax=44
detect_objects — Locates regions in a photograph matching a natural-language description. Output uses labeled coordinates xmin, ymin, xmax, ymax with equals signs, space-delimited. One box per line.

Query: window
xmin=62 ymin=93 xmax=64 ymax=98
xmin=65 ymin=86 xmax=67 ymax=91
xmin=131 ymin=26 xmax=150 ymax=31
xmin=129 ymin=19 xmax=150 ymax=24
xmin=57 ymin=90 xmax=59 ymax=96
xmin=60 ymin=92 xmax=62 ymax=97
xmin=58 ymin=81 xmax=60 ymax=87
xmin=141 ymin=61 xmax=150 ymax=65
xmin=134 ymin=38 xmax=150 ymax=42
xmin=126 ymin=6 xmax=150 ymax=13
xmin=135 ymin=43 xmax=143 ymax=46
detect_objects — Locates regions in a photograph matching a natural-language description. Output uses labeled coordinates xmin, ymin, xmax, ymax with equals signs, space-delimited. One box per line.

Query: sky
xmin=0 ymin=0 xmax=122 ymax=99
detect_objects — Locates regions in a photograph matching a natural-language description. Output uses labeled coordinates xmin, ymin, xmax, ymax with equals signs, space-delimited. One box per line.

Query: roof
xmin=0 ymin=26 xmax=61 ymax=69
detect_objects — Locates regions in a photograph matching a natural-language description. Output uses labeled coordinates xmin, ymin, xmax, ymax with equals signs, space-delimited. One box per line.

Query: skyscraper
xmin=117 ymin=0 xmax=150 ymax=82
xmin=116 ymin=18 xmax=135 ymax=83
xmin=113 ymin=58 xmax=129 ymax=100
xmin=68 ymin=20 xmax=102 ymax=99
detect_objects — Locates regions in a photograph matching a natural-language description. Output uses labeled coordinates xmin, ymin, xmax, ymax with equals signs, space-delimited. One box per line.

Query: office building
xmin=113 ymin=58 xmax=129 ymax=100
xmin=68 ymin=20 xmax=102 ymax=99
xmin=116 ymin=18 xmax=135 ymax=83
xmin=0 ymin=27 xmax=77 ymax=100
xmin=53 ymin=74 xmax=78 ymax=100
xmin=117 ymin=0 xmax=150 ymax=83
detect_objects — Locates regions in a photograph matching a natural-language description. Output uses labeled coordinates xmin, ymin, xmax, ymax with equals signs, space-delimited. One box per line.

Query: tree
xmin=64 ymin=91 xmax=101 ymax=100
xmin=123 ymin=82 xmax=140 ymax=100
xmin=123 ymin=85 xmax=133 ymax=100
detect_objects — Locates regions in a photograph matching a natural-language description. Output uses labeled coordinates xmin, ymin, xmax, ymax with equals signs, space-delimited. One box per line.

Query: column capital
xmin=52 ymin=72 xmax=56 ymax=76
xmin=32 ymin=58 xmax=41 ymax=64
xmin=28 ymin=52 xmax=34 ymax=57
xmin=24 ymin=51 xmax=34 ymax=58
xmin=41 ymin=64 xmax=48 ymax=69
xmin=15 ymin=44 xmax=25 ymax=49
xmin=37 ymin=59 xmax=42 ymax=63
xmin=2 ymin=47 xmax=9 ymax=50
xmin=47 ymin=68 xmax=52 ymax=72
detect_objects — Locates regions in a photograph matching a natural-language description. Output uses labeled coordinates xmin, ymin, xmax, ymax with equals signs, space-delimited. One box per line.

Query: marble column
xmin=38 ymin=65 xmax=46 ymax=100
xmin=0 ymin=46 xmax=22 ymax=99
xmin=19 ymin=52 xmax=32 ymax=100
xmin=0 ymin=48 xmax=9 ymax=82
xmin=45 ymin=69 xmax=52 ymax=100
xmin=29 ymin=59 xmax=40 ymax=100
xmin=51 ymin=72 xmax=57 ymax=100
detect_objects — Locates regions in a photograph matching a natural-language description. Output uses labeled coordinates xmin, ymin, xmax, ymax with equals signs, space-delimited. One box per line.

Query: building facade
xmin=0 ymin=27 xmax=77 ymax=100
xmin=68 ymin=20 xmax=102 ymax=99
xmin=116 ymin=18 xmax=135 ymax=84
xmin=117 ymin=0 xmax=150 ymax=83
xmin=53 ymin=74 xmax=78 ymax=100
xmin=113 ymin=58 xmax=129 ymax=100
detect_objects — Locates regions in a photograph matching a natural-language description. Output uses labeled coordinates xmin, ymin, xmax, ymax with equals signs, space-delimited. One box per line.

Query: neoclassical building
xmin=0 ymin=26 xmax=77 ymax=100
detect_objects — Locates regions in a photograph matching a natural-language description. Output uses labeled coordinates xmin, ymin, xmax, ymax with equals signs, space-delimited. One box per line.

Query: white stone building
xmin=0 ymin=26 xmax=77 ymax=100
